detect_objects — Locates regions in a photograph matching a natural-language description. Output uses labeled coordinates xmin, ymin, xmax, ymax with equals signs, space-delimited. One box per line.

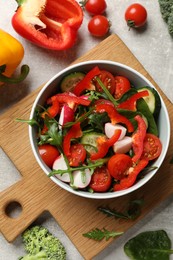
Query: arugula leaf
xmin=124 ymin=230 xmax=173 ymax=260
xmin=47 ymin=123 xmax=63 ymax=148
xmin=83 ymin=228 xmax=123 ymax=241
xmin=98 ymin=199 xmax=144 ymax=220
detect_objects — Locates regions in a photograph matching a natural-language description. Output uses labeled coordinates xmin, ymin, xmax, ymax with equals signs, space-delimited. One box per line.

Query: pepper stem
xmin=0 ymin=64 xmax=30 ymax=84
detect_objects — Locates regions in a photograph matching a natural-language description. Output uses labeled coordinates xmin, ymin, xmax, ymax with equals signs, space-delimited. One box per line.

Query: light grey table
xmin=1 ymin=1 xmax=173 ymax=259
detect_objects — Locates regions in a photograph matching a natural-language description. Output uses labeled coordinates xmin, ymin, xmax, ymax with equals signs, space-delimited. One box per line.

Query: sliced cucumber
xmin=81 ymin=132 xmax=106 ymax=155
xmin=137 ymin=86 xmax=161 ymax=119
xmin=60 ymin=72 xmax=85 ymax=93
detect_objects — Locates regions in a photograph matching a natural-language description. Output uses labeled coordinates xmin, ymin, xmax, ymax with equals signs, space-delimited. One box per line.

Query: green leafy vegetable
xmin=98 ymin=199 xmax=144 ymax=220
xmin=124 ymin=230 xmax=173 ymax=260
xmin=158 ymin=0 xmax=173 ymax=36
xmin=83 ymin=228 xmax=123 ymax=241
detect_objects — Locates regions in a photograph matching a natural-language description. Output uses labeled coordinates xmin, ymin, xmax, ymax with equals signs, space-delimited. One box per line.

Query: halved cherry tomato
xmin=89 ymin=166 xmax=112 ymax=192
xmin=88 ymin=15 xmax=110 ymax=37
xmin=125 ymin=3 xmax=147 ymax=28
xmin=38 ymin=144 xmax=59 ymax=168
xmin=108 ymin=154 xmax=132 ymax=180
xmin=95 ymin=70 xmax=115 ymax=94
xmin=141 ymin=133 xmax=162 ymax=161
xmin=84 ymin=0 xmax=107 ymax=15
xmin=114 ymin=76 xmax=131 ymax=99
xmin=67 ymin=143 xmax=86 ymax=166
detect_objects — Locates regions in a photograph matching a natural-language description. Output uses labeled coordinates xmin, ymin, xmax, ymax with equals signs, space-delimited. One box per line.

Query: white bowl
xmin=29 ymin=60 xmax=170 ymax=199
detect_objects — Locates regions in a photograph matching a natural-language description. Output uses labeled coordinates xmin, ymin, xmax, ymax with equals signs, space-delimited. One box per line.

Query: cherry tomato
xmin=89 ymin=166 xmax=112 ymax=192
xmin=38 ymin=144 xmax=60 ymax=168
xmin=125 ymin=3 xmax=147 ymax=28
xmin=85 ymin=0 xmax=107 ymax=15
xmin=114 ymin=76 xmax=131 ymax=99
xmin=67 ymin=143 xmax=86 ymax=166
xmin=88 ymin=15 xmax=110 ymax=37
xmin=141 ymin=133 xmax=162 ymax=161
xmin=95 ymin=70 xmax=115 ymax=94
xmin=107 ymin=154 xmax=132 ymax=180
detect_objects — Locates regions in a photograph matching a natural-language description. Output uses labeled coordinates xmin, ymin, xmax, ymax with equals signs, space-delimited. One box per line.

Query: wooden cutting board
xmin=0 ymin=34 xmax=173 ymax=260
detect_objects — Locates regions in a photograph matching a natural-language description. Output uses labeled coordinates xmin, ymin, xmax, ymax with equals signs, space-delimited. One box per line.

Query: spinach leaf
xmin=124 ymin=230 xmax=173 ymax=260
xmin=136 ymin=99 xmax=158 ymax=136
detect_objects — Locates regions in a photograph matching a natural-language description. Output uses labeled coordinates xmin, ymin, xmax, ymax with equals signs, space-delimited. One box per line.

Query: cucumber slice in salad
xmin=137 ymin=86 xmax=161 ymax=119
xmin=60 ymin=72 xmax=85 ymax=92
xmin=81 ymin=132 xmax=106 ymax=154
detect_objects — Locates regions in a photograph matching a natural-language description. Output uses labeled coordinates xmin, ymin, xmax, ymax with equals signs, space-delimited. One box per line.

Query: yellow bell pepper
xmin=0 ymin=29 xmax=29 ymax=86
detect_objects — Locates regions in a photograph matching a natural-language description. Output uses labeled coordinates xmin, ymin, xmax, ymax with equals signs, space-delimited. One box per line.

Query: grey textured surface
xmin=1 ymin=0 xmax=173 ymax=259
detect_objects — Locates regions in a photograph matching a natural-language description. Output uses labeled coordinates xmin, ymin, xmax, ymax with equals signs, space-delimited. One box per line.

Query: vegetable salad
xmin=33 ymin=66 xmax=162 ymax=193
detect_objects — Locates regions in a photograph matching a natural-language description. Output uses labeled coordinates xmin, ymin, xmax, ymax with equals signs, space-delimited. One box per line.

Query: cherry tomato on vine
xmin=38 ymin=144 xmax=59 ymax=168
xmin=141 ymin=133 xmax=162 ymax=161
xmin=67 ymin=143 xmax=86 ymax=167
xmin=125 ymin=3 xmax=147 ymax=28
xmin=89 ymin=166 xmax=112 ymax=192
xmin=88 ymin=15 xmax=110 ymax=37
xmin=114 ymin=76 xmax=131 ymax=99
xmin=95 ymin=70 xmax=115 ymax=94
xmin=84 ymin=0 xmax=107 ymax=15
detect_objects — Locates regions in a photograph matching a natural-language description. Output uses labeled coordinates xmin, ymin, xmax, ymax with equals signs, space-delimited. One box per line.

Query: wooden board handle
xmin=0 ymin=176 xmax=47 ymax=242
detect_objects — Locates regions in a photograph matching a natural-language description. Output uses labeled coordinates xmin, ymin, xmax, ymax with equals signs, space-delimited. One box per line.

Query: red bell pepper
xmin=73 ymin=66 xmax=101 ymax=96
xmin=12 ymin=0 xmax=83 ymax=50
xmin=132 ymin=115 xmax=147 ymax=163
xmin=90 ymin=129 xmax=121 ymax=160
xmin=63 ymin=122 xmax=82 ymax=156
xmin=118 ymin=90 xmax=149 ymax=110
xmin=50 ymin=92 xmax=91 ymax=107
xmin=42 ymin=96 xmax=60 ymax=118
xmin=95 ymin=103 xmax=134 ymax=133
xmin=113 ymin=159 xmax=149 ymax=191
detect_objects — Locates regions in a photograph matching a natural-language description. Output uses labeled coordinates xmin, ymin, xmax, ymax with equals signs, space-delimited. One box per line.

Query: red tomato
xmin=85 ymin=0 xmax=107 ymax=15
xmin=114 ymin=76 xmax=131 ymax=99
xmin=89 ymin=166 xmax=112 ymax=192
xmin=141 ymin=133 xmax=162 ymax=161
xmin=88 ymin=15 xmax=110 ymax=37
xmin=38 ymin=144 xmax=60 ymax=168
xmin=107 ymin=154 xmax=132 ymax=180
xmin=95 ymin=70 xmax=115 ymax=94
xmin=125 ymin=3 xmax=147 ymax=28
xmin=67 ymin=143 xmax=86 ymax=166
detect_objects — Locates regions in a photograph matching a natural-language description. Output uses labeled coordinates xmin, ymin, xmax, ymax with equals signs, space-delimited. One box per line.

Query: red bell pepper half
xmin=113 ymin=159 xmax=149 ymax=191
xmin=63 ymin=122 xmax=82 ymax=156
xmin=12 ymin=0 xmax=83 ymax=50
xmin=95 ymin=103 xmax=134 ymax=133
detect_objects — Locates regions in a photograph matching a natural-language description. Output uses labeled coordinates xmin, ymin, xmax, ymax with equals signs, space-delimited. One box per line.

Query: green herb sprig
xmin=83 ymin=228 xmax=123 ymax=241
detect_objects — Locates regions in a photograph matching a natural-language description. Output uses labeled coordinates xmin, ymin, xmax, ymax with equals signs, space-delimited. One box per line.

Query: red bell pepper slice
xmin=42 ymin=96 xmax=60 ymax=118
xmin=90 ymin=129 xmax=121 ymax=160
xmin=95 ymin=103 xmax=134 ymax=133
xmin=113 ymin=159 xmax=149 ymax=191
xmin=118 ymin=90 xmax=149 ymax=110
xmin=132 ymin=115 xmax=147 ymax=163
xmin=50 ymin=92 xmax=91 ymax=107
xmin=12 ymin=0 xmax=83 ymax=50
xmin=63 ymin=122 xmax=82 ymax=156
xmin=73 ymin=66 xmax=101 ymax=96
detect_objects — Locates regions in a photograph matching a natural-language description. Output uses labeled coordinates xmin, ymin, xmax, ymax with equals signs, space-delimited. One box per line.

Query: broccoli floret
xmin=158 ymin=0 xmax=173 ymax=22
xmin=20 ymin=226 xmax=66 ymax=260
